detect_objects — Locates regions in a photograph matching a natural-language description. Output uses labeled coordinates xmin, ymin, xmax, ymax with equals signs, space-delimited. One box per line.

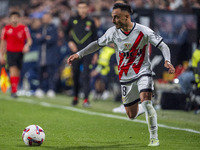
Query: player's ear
xmin=125 ymin=15 xmax=129 ymax=21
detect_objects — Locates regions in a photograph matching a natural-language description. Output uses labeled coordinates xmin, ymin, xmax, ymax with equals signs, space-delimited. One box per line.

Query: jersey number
xmin=122 ymin=86 xmax=127 ymax=96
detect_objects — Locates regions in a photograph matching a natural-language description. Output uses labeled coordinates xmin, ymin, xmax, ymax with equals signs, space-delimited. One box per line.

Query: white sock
xmin=142 ymin=100 xmax=158 ymax=139
xmin=134 ymin=104 xmax=145 ymax=118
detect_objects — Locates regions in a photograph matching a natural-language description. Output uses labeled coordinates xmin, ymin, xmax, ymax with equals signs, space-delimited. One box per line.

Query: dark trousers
xmin=20 ymin=62 xmax=38 ymax=91
xmin=38 ymin=65 xmax=56 ymax=91
xmin=72 ymin=55 xmax=92 ymax=99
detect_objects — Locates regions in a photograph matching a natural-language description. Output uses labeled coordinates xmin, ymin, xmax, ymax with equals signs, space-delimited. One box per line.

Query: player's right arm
xmin=0 ymin=27 xmax=7 ymax=64
xmin=0 ymin=40 xmax=6 ymax=64
xmin=67 ymin=40 xmax=101 ymax=65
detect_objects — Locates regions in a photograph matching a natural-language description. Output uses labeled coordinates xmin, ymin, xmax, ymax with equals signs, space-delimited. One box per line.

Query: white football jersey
xmin=97 ymin=23 xmax=163 ymax=84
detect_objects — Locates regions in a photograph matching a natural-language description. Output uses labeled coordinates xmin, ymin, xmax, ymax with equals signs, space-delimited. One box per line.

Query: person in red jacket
xmin=0 ymin=11 xmax=32 ymax=98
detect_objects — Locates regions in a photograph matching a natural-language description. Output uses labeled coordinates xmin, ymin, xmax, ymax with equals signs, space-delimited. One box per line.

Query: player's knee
xmin=126 ymin=106 xmax=138 ymax=120
xmin=127 ymin=112 xmax=137 ymax=120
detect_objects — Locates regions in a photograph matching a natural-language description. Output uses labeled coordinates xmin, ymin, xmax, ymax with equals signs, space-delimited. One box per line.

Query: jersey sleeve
xmin=97 ymin=27 xmax=114 ymax=47
xmin=1 ymin=27 xmax=6 ymax=40
xmin=146 ymin=27 xmax=163 ymax=48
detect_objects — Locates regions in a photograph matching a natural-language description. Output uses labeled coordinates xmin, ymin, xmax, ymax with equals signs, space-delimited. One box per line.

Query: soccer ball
xmin=22 ymin=125 xmax=45 ymax=146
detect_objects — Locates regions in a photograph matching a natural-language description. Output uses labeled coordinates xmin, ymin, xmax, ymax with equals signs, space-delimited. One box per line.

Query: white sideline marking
xmin=3 ymin=97 xmax=200 ymax=134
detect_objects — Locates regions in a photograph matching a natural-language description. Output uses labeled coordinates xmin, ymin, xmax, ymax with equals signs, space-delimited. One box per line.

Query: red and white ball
xmin=22 ymin=125 xmax=45 ymax=146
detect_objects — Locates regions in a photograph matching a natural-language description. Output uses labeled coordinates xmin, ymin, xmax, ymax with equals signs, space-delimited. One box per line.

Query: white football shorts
xmin=121 ymin=75 xmax=154 ymax=106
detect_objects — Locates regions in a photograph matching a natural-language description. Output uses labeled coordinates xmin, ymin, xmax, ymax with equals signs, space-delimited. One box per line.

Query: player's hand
xmin=23 ymin=45 xmax=30 ymax=53
xmin=90 ymin=70 xmax=99 ymax=77
xmin=164 ymin=61 xmax=175 ymax=74
xmin=68 ymin=41 xmax=78 ymax=53
xmin=0 ymin=58 xmax=6 ymax=65
xmin=36 ymin=33 xmax=42 ymax=39
xmin=0 ymin=54 xmax=6 ymax=64
xmin=45 ymin=35 xmax=51 ymax=40
xmin=67 ymin=54 xmax=79 ymax=65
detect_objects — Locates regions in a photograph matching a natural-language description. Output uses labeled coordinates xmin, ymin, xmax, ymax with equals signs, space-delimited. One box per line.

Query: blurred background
xmin=0 ymin=0 xmax=200 ymax=113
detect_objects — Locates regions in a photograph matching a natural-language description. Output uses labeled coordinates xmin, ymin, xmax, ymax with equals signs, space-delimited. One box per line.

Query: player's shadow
xmin=57 ymin=144 xmax=144 ymax=150
xmin=16 ymin=143 xmax=146 ymax=149
xmin=16 ymin=145 xmax=56 ymax=148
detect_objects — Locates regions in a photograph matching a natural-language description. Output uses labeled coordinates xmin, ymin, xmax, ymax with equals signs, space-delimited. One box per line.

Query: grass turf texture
xmin=0 ymin=93 xmax=200 ymax=150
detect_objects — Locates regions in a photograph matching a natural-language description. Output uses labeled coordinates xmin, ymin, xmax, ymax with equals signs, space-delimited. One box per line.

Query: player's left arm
xmin=157 ymin=41 xmax=175 ymax=74
xmin=23 ymin=26 xmax=32 ymax=53
xmin=67 ymin=41 xmax=101 ymax=65
xmin=147 ymin=27 xmax=175 ymax=74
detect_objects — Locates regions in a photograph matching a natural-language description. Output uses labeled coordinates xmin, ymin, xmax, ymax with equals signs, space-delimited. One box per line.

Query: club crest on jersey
xmin=8 ymin=28 xmax=13 ymax=34
xmin=124 ymin=43 xmax=131 ymax=49
xmin=85 ymin=21 xmax=91 ymax=31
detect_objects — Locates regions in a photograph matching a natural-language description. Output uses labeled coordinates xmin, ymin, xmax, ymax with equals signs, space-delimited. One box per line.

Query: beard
xmin=12 ymin=22 xmax=18 ymax=26
xmin=115 ymin=25 xmax=120 ymax=29
xmin=115 ymin=22 xmax=123 ymax=29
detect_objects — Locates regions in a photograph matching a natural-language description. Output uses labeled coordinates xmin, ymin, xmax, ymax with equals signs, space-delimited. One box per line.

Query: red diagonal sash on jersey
xmin=118 ymin=32 xmax=144 ymax=80
xmin=132 ymin=44 xmax=147 ymax=74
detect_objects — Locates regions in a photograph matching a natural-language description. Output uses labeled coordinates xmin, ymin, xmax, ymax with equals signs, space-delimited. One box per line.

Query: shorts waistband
xmin=120 ymin=74 xmax=152 ymax=85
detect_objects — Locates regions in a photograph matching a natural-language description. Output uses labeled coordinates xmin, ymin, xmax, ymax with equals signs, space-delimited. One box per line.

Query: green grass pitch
xmin=0 ymin=93 xmax=200 ymax=150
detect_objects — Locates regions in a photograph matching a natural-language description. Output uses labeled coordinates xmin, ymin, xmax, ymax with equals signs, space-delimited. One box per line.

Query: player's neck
xmin=121 ymin=22 xmax=134 ymax=32
xmin=79 ymin=14 xmax=87 ymax=20
xmin=11 ymin=23 xmax=19 ymax=27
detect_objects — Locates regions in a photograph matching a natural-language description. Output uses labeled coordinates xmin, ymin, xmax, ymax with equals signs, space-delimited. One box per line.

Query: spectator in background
xmin=56 ymin=28 xmax=71 ymax=65
xmin=35 ymin=13 xmax=58 ymax=98
xmin=54 ymin=27 xmax=71 ymax=93
xmin=169 ymin=0 xmax=182 ymax=10
xmin=158 ymin=0 xmax=170 ymax=10
xmin=65 ymin=0 xmax=97 ymax=107
xmin=0 ymin=11 xmax=32 ymax=98
xmin=132 ymin=0 xmax=145 ymax=9
xmin=192 ymin=0 xmax=200 ymax=8
xmin=92 ymin=15 xmax=106 ymax=38
xmin=19 ymin=18 xmax=42 ymax=94
xmin=177 ymin=0 xmax=192 ymax=13
xmin=192 ymin=40 xmax=200 ymax=89
xmin=189 ymin=39 xmax=200 ymax=114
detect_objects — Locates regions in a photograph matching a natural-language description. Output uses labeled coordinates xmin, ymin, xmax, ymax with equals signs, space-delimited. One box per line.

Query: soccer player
xmin=67 ymin=3 xmax=175 ymax=146
xmin=0 ymin=12 xmax=32 ymax=98
xmin=68 ymin=3 xmax=175 ymax=146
